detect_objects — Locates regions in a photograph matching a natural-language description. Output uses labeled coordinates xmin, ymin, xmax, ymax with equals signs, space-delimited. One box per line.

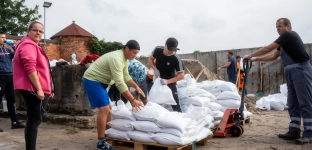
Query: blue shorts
xmin=83 ymin=78 xmax=110 ymax=108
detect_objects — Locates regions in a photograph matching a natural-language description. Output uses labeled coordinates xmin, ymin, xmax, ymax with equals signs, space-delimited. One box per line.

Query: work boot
xmin=295 ymin=137 xmax=312 ymax=144
xmin=0 ymin=127 xmax=3 ymax=132
xmin=11 ymin=122 xmax=25 ymax=129
xmin=97 ymin=139 xmax=115 ymax=150
xmin=278 ymin=132 xmax=300 ymax=140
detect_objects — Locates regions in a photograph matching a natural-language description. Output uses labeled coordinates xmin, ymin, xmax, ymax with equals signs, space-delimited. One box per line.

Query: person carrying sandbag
xmin=83 ymin=40 xmax=145 ymax=150
xmin=148 ymin=37 xmax=185 ymax=112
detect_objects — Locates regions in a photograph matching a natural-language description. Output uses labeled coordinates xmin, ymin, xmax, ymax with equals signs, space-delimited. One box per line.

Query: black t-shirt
xmin=274 ymin=31 xmax=310 ymax=63
xmin=151 ymin=46 xmax=184 ymax=80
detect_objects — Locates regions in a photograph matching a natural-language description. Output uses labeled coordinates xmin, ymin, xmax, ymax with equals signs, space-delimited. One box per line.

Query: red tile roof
xmin=50 ymin=21 xmax=95 ymax=39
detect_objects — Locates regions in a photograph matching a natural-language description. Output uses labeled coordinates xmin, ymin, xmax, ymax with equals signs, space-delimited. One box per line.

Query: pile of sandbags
xmin=256 ymin=84 xmax=287 ymax=111
xmin=105 ymin=101 xmax=213 ymax=146
xmin=177 ymin=74 xmax=252 ymax=126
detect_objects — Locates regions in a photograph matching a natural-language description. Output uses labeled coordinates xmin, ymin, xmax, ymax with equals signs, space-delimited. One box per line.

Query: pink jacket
xmin=13 ymin=36 xmax=53 ymax=94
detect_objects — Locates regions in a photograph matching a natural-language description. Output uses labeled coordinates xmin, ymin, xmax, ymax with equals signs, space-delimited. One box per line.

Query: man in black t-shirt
xmin=148 ymin=37 xmax=184 ymax=112
xmin=243 ymin=18 xmax=312 ymax=144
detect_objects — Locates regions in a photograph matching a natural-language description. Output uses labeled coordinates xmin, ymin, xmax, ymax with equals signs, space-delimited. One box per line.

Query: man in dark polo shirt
xmin=243 ymin=18 xmax=312 ymax=144
xmin=217 ymin=51 xmax=237 ymax=84
xmin=148 ymin=37 xmax=184 ymax=112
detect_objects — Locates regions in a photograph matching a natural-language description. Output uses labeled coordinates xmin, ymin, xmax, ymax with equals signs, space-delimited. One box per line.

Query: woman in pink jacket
xmin=13 ymin=21 xmax=54 ymax=150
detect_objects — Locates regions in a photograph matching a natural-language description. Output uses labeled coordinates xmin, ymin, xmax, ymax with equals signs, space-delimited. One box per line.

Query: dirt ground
xmin=1 ymin=110 xmax=312 ymax=150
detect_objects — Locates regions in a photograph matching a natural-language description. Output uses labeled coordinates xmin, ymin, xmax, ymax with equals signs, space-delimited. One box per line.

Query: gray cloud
xmin=191 ymin=13 xmax=226 ymax=33
xmin=87 ymin=0 xmax=133 ymax=17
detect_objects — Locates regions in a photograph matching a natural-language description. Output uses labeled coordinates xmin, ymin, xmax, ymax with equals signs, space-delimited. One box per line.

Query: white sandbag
xmin=49 ymin=60 xmax=58 ymax=67
xmin=180 ymin=97 xmax=210 ymax=107
xmin=213 ymin=120 xmax=221 ymax=126
xmin=127 ymin=131 xmax=156 ymax=143
xmin=107 ymin=119 xmax=134 ymax=131
xmin=132 ymin=102 xmax=169 ymax=122
xmin=211 ymin=110 xmax=224 ymax=120
xmin=270 ymin=100 xmax=285 ymax=111
xmin=156 ymin=112 xmax=192 ymax=132
xmin=216 ymin=91 xmax=241 ymax=101
xmin=204 ymin=115 xmax=214 ymax=126
xmin=217 ymin=82 xmax=238 ymax=92
xmin=159 ymin=126 xmax=197 ymax=137
xmin=187 ymin=88 xmax=217 ymax=101
xmin=110 ymin=108 xmax=136 ymax=121
xmin=256 ymin=97 xmax=271 ymax=110
xmin=206 ymin=123 xmax=215 ymax=129
xmin=201 ymin=80 xmax=217 ymax=91
xmin=161 ymin=104 xmax=174 ymax=112
xmin=105 ymin=128 xmax=130 ymax=140
xmin=207 ymin=102 xmax=223 ymax=111
xmin=280 ymin=83 xmax=287 ymax=96
xmin=177 ymin=87 xmax=189 ymax=100
xmin=215 ymin=100 xmax=241 ymax=110
xmin=206 ymin=88 xmax=222 ymax=97
xmin=125 ymin=102 xmax=132 ymax=109
xmin=130 ymin=121 xmax=161 ymax=132
xmin=184 ymin=105 xmax=211 ymax=122
xmin=151 ymin=133 xmax=195 ymax=145
xmin=195 ymin=127 xmax=213 ymax=142
xmin=184 ymin=74 xmax=196 ymax=85
xmin=149 ymin=78 xmax=177 ymax=105
xmin=177 ymin=80 xmax=187 ymax=88
xmin=195 ymin=119 xmax=207 ymax=135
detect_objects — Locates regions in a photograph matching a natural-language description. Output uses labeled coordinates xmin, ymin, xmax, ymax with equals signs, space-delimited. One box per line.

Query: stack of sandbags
xmin=256 ymin=83 xmax=287 ymax=111
xmin=201 ymin=80 xmax=252 ymax=120
xmin=106 ymin=101 xmax=213 ymax=145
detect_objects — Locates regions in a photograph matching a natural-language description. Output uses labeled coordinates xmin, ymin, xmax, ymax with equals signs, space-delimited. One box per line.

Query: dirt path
xmin=0 ymin=111 xmax=312 ymax=150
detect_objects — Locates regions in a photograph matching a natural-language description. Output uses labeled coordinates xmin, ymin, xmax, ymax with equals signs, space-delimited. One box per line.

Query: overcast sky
xmin=25 ymin=0 xmax=312 ymax=56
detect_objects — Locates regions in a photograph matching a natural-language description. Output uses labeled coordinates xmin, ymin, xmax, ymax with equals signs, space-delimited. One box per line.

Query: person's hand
xmin=135 ymin=86 xmax=146 ymax=98
xmin=131 ymin=99 xmax=144 ymax=111
xmin=251 ymin=57 xmax=257 ymax=62
xmin=154 ymin=69 xmax=160 ymax=78
xmin=37 ymin=89 xmax=45 ymax=100
xmin=160 ymin=79 xmax=168 ymax=85
xmin=49 ymin=93 xmax=55 ymax=98
xmin=217 ymin=67 xmax=221 ymax=71
xmin=243 ymin=54 xmax=252 ymax=62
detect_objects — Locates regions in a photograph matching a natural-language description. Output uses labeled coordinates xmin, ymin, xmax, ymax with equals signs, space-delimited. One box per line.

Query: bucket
xmin=2 ymin=98 xmax=8 ymax=112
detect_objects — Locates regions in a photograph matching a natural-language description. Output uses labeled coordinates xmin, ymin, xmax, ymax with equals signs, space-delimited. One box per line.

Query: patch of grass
xmin=66 ymin=126 xmax=80 ymax=134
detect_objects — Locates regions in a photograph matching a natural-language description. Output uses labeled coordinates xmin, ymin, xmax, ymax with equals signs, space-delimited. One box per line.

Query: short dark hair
xmin=0 ymin=31 xmax=5 ymax=35
xmin=228 ymin=52 xmax=233 ymax=55
xmin=277 ymin=18 xmax=292 ymax=29
xmin=28 ymin=21 xmax=44 ymax=31
xmin=236 ymin=55 xmax=241 ymax=58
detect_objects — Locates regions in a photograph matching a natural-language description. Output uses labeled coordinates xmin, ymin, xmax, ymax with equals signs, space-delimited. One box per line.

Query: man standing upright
xmin=148 ymin=37 xmax=184 ymax=112
xmin=218 ymin=51 xmax=237 ymax=84
xmin=0 ymin=31 xmax=25 ymax=132
xmin=243 ymin=18 xmax=312 ymax=144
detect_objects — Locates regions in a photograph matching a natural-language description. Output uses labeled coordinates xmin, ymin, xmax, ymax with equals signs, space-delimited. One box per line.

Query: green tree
xmin=0 ymin=0 xmax=42 ymax=35
xmin=89 ymin=38 xmax=123 ymax=56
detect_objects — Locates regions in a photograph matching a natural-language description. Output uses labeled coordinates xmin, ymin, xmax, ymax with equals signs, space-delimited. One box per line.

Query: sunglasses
xmin=31 ymin=29 xmax=44 ymax=34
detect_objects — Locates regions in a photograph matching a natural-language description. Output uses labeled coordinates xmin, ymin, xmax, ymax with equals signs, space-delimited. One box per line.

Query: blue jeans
xmin=285 ymin=61 xmax=312 ymax=137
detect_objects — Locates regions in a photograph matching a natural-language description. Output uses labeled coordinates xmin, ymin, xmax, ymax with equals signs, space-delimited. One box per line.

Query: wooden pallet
xmin=240 ymin=117 xmax=251 ymax=125
xmin=107 ymin=135 xmax=212 ymax=150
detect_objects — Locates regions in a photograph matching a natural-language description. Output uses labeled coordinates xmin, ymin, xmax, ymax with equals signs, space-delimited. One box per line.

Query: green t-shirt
xmin=83 ymin=50 xmax=132 ymax=93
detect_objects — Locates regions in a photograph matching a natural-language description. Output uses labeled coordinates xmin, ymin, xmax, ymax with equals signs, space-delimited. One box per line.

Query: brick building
xmin=6 ymin=21 xmax=95 ymax=62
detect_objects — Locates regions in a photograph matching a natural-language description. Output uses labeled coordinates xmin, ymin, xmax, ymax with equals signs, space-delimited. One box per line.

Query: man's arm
xmin=148 ymin=56 xmax=157 ymax=70
xmin=249 ymin=43 xmax=280 ymax=57
xmin=253 ymin=50 xmax=280 ymax=62
xmin=220 ymin=62 xmax=231 ymax=68
xmin=167 ymin=72 xmax=184 ymax=84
